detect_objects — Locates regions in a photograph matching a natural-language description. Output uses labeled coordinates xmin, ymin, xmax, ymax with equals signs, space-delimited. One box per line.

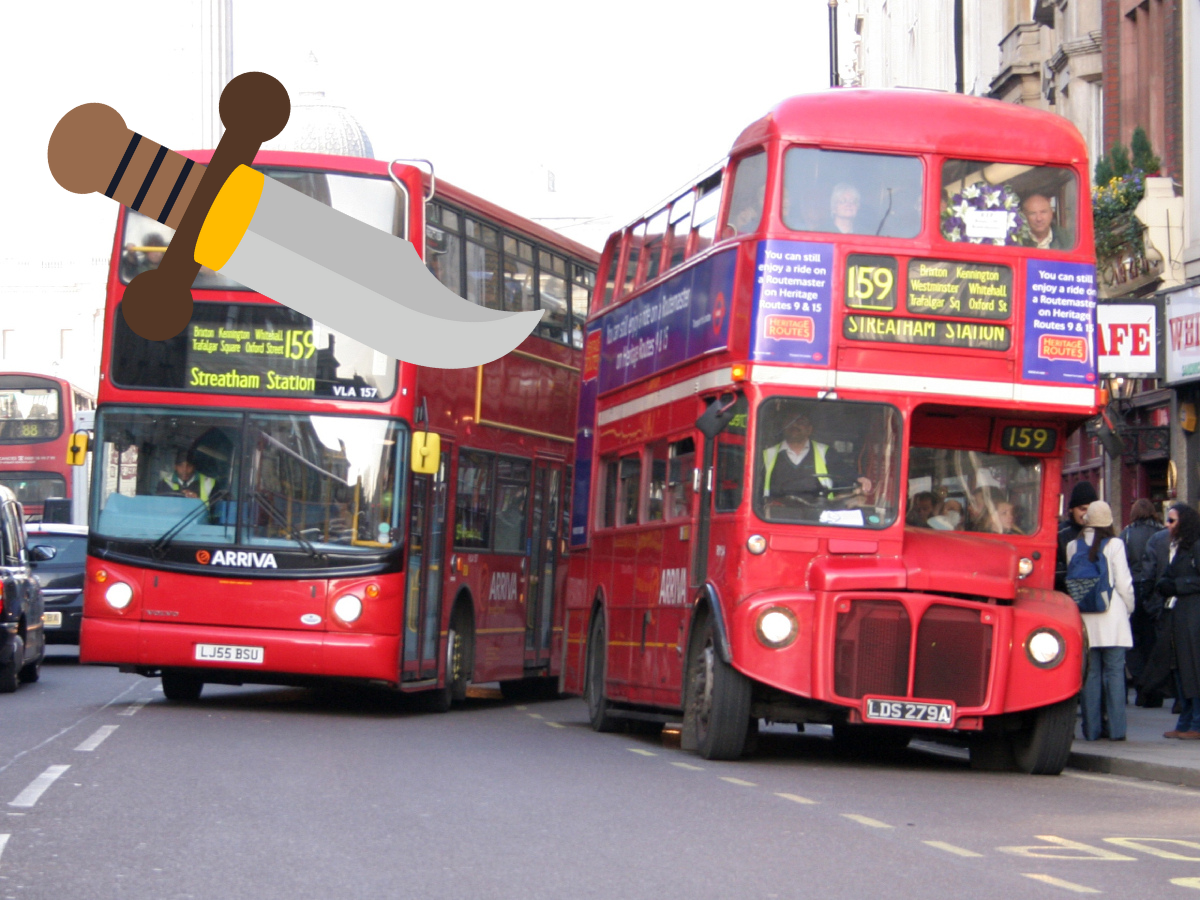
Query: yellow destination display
xmin=906 ymin=259 xmax=1013 ymax=320
xmin=843 ymin=313 xmax=1010 ymax=350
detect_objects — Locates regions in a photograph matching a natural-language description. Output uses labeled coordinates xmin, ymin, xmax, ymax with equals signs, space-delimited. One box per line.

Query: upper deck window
xmin=723 ymin=151 xmax=767 ymax=238
xmin=940 ymin=159 xmax=1077 ymax=250
xmin=120 ymin=169 xmax=403 ymax=290
xmin=0 ymin=376 xmax=62 ymax=444
xmin=783 ymin=148 xmax=923 ymax=239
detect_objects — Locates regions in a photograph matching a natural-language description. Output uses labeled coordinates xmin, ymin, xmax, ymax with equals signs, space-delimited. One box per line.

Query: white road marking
xmin=1020 ymin=873 xmax=1101 ymax=894
xmin=0 ymin=834 xmax=8 ymax=862
xmin=842 ymin=814 xmax=893 ymax=829
xmin=775 ymin=793 xmax=817 ymax=805
xmin=10 ymin=765 xmax=70 ymax=808
xmin=117 ymin=699 xmax=149 ymax=716
xmin=75 ymin=725 xmax=119 ymax=752
xmin=720 ymin=777 xmax=756 ymax=787
xmin=923 ymin=841 xmax=983 ymax=857
xmin=627 ymin=748 xmax=657 ymax=757
xmin=1171 ymin=877 xmax=1200 ymax=889
xmin=544 ymin=721 xmax=565 ymax=729
xmin=672 ymin=762 xmax=704 ymax=771
xmin=527 ymin=713 xmax=543 ymax=720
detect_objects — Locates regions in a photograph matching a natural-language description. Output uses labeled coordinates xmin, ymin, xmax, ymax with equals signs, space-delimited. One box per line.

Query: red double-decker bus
xmin=564 ymin=90 xmax=1097 ymax=774
xmin=0 ymin=373 xmax=95 ymax=522
xmin=80 ymin=150 xmax=597 ymax=705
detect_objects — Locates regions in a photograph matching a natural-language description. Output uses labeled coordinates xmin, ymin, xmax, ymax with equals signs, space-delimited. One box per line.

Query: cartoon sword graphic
xmin=47 ymin=72 xmax=542 ymax=369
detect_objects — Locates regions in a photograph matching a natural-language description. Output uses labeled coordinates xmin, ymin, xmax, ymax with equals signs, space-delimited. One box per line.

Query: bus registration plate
xmin=864 ymin=698 xmax=954 ymax=726
xmin=43 ymin=612 xmax=62 ymax=628
xmin=195 ymin=643 xmax=264 ymax=665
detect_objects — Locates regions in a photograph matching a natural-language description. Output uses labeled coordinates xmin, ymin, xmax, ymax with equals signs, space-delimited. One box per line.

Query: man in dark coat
xmin=1122 ymin=499 xmax=1165 ymax=701
xmin=1137 ymin=524 xmax=1173 ymax=706
xmin=1056 ymin=481 xmax=1098 ymax=593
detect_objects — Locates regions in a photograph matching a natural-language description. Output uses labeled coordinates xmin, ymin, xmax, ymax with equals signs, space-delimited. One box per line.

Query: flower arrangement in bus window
xmin=940 ymin=182 xmax=1032 ymax=246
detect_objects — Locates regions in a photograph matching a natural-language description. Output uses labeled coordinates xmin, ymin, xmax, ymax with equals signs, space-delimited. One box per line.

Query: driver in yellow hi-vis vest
xmin=157 ymin=449 xmax=216 ymax=502
xmin=762 ymin=412 xmax=872 ymax=506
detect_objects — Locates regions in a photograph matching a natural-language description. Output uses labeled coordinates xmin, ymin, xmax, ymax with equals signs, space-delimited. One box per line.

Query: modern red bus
xmin=564 ymin=90 xmax=1096 ymax=774
xmin=80 ymin=150 xmax=597 ymax=705
xmin=0 ymin=373 xmax=95 ymax=522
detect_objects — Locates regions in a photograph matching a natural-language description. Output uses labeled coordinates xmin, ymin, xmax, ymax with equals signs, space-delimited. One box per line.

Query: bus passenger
xmin=906 ymin=491 xmax=936 ymax=527
xmin=927 ymin=498 xmax=965 ymax=531
xmin=157 ymin=449 xmax=215 ymax=502
xmin=762 ymin=412 xmax=872 ymax=509
xmin=829 ymin=183 xmax=861 ymax=234
xmin=1020 ymin=193 xmax=1070 ymax=250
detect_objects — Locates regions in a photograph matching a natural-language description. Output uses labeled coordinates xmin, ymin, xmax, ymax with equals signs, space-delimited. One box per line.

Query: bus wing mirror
xmin=696 ymin=393 xmax=740 ymax=439
xmin=66 ymin=431 xmax=89 ymax=466
xmin=411 ymin=431 xmax=441 ymax=475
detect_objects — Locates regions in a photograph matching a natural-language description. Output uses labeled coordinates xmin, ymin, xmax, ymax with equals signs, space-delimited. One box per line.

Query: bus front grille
xmin=834 ymin=600 xmax=911 ymax=699
xmin=913 ymin=605 xmax=992 ymax=708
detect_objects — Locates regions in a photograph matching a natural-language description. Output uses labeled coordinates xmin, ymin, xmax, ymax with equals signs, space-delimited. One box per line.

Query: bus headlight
xmin=1026 ymin=628 xmax=1065 ymax=668
xmin=1018 ymin=557 xmax=1034 ymax=578
xmin=755 ymin=607 xmax=798 ymax=649
xmin=105 ymin=582 xmax=133 ymax=610
xmin=746 ymin=534 xmax=767 ymax=555
xmin=333 ymin=594 xmax=363 ymax=624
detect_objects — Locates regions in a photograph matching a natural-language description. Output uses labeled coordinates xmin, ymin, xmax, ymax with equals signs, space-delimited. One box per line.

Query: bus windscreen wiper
xmin=150 ymin=489 xmax=228 ymax=558
xmin=252 ymin=490 xmax=325 ymax=561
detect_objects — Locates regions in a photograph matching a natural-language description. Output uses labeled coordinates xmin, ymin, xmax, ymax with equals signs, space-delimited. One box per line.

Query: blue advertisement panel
xmin=570 ymin=327 xmax=602 ymax=547
xmin=749 ymin=240 xmax=833 ymax=366
xmin=598 ymin=249 xmax=734 ymax=394
xmin=1022 ymin=260 xmax=1097 ymax=385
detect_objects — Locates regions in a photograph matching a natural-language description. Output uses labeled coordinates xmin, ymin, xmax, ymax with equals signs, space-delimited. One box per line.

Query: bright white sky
xmin=5 ymin=0 xmax=835 ymax=263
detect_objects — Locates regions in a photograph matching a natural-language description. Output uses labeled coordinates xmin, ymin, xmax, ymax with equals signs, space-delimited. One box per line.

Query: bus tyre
xmin=585 ymin=612 xmax=619 ymax=733
xmin=684 ymin=616 xmax=751 ymax=760
xmin=1011 ymin=696 xmax=1076 ymax=775
xmin=445 ymin=605 xmax=473 ymax=706
xmin=0 ymin=635 xmax=23 ymax=694
xmin=161 ymin=671 xmax=204 ymax=702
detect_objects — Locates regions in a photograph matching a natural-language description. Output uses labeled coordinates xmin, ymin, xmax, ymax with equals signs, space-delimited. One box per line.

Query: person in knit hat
xmin=1056 ymin=480 xmax=1099 ymax=593
xmin=1065 ymin=500 xmax=1135 ymax=740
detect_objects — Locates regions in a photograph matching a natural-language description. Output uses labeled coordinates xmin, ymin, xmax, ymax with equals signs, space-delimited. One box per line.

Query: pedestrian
xmin=1066 ymin=500 xmax=1135 ymax=741
xmin=1138 ymin=513 xmax=1177 ymax=711
xmin=1056 ymin=481 xmax=1098 ymax=593
xmin=1156 ymin=503 xmax=1200 ymax=740
xmin=1121 ymin=499 xmax=1165 ymax=702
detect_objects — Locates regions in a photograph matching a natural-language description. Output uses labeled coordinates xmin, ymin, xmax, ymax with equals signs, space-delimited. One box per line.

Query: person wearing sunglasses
xmin=1148 ymin=504 xmax=1200 ymax=740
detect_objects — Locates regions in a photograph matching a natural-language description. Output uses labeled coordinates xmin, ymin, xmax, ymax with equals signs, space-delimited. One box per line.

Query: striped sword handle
xmin=48 ymin=72 xmax=290 ymax=341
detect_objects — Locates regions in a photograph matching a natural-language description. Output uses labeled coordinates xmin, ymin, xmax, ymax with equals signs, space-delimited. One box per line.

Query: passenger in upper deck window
xmin=829 ymin=183 xmax=861 ymax=234
xmin=1020 ymin=193 xmax=1071 ymax=250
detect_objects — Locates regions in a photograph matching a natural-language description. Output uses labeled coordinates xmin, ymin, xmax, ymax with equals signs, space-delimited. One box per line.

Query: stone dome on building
xmin=262 ymin=89 xmax=375 ymax=158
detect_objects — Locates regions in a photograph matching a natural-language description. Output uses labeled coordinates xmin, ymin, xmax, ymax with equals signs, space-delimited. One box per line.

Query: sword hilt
xmin=47 ymin=72 xmax=290 ymax=340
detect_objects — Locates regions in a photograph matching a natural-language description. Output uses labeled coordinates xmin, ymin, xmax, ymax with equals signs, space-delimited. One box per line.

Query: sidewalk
xmin=1068 ymin=702 xmax=1200 ymax=788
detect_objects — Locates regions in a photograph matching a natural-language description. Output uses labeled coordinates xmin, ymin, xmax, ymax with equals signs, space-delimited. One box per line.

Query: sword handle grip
xmin=47 ymin=72 xmax=289 ymax=341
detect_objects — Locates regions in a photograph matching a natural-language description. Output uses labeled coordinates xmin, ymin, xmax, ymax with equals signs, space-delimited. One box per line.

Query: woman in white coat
xmin=1066 ymin=500 xmax=1136 ymax=741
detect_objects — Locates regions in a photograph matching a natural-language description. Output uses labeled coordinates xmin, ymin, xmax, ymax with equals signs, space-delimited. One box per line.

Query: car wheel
xmin=0 ymin=635 xmax=24 ymax=693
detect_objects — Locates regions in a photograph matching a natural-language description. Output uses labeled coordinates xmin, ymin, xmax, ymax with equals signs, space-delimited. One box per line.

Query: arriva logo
xmin=488 ymin=571 xmax=519 ymax=602
xmin=206 ymin=550 xmax=279 ymax=569
xmin=659 ymin=568 xmax=689 ymax=606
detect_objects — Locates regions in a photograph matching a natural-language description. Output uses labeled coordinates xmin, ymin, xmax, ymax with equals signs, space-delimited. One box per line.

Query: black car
xmin=0 ymin=486 xmax=51 ymax=689
xmin=24 ymin=523 xmax=86 ymax=646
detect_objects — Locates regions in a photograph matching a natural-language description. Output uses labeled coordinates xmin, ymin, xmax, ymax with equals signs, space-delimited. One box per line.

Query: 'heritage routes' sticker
xmin=1022 ymin=260 xmax=1097 ymax=384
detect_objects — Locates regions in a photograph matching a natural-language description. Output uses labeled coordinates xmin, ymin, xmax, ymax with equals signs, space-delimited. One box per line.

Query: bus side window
xmin=621 ymin=223 xmax=643 ymax=298
xmin=619 ymin=455 xmax=642 ymax=525
xmin=465 ymin=218 xmax=502 ymax=310
xmin=647 ymin=442 xmax=667 ymax=522
xmin=454 ymin=450 xmax=493 ymax=549
xmin=600 ymin=458 xmax=618 ymax=529
xmin=570 ymin=265 xmax=594 ymax=349
xmin=691 ymin=173 xmax=723 ymax=257
xmin=642 ymin=209 xmax=669 ymax=284
xmin=667 ymin=437 xmax=696 ymax=520
xmin=425 ymin=202 xmax=463 ymax=298
xmin=667 ymin=194 xmax=694 ymax=269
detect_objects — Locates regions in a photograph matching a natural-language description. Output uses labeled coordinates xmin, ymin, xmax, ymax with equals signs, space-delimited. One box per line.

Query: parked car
xmin=0 ymin=485 xmax=51 ymax=689
xmin=24 ymin=522 xmax=86 ymax=645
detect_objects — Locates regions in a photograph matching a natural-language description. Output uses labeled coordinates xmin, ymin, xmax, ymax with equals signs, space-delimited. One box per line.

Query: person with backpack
xmin=1155 ymin=503 xmax=1200 ymax=740
xmin=1056 ymin=481 xmax=1098 ymax=593
xmin=1065 ymin=500 xmax=1135 ymax=741
xmin=1121 ymin=498 xmax=1165 ymax=702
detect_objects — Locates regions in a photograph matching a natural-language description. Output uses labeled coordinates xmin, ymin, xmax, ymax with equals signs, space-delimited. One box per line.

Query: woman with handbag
xmin=1066 ymin=501 xmax=1135 ymax=741
xmin=1156 ymin=503 xmax=1200 ymax=739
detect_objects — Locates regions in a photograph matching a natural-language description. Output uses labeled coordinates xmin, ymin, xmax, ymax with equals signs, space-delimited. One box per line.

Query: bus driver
xmin=762 ymin=412 xmax=872 ymax=510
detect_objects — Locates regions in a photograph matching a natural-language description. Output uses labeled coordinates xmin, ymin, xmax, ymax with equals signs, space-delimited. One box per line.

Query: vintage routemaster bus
xmin=0 ymin=373 xmax=95 ymax=522
xmin=563 ymin=90 xmax=1096 ymax=774
xmin=80 ymin=150 xmax=597 ymax=704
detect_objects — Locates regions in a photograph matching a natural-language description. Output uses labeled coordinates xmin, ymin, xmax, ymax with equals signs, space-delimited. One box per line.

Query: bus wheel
xmin=1010 ymin=697 xmax=1076 ymax=775
xmin=161 ymin=671 xmax=204 ymax=702
xmin=0 ymin=635 xmax=23 ymax=693
xmin=446 ymin=605 xmax=473 ymax=704
xmin=585 ymin=612 xmax=619 ymax=732
xmin=684 ymin=617 xmax=751 ymax=760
